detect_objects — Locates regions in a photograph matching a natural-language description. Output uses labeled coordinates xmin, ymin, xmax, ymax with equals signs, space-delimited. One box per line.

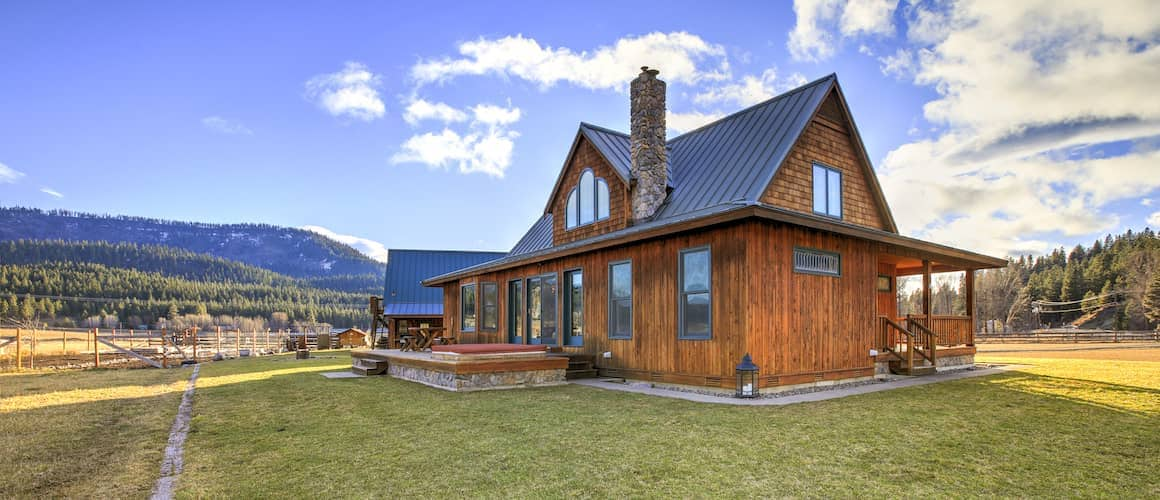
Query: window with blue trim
xmin=679 ymin=247 xmax=711 ymax=340
xmin=812 ymin=163 xmax=842 ymax=219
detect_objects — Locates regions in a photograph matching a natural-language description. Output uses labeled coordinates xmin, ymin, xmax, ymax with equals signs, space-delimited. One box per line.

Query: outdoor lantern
xmin=735 ymin=353 xmax=759 ymax=398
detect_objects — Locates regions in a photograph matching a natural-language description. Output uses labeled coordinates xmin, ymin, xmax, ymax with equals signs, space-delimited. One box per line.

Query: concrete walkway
xmin=151 ymin=365 xmax=199 ymax=500
xmin=571 ymin=365 xmax=1022 ymax=406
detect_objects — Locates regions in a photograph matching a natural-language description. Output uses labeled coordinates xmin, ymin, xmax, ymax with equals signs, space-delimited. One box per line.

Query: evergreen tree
xmin=1143 ymin=272 xmax=1160 ymax=329
xmin=20 ymin=293 xmax=35 ymax=320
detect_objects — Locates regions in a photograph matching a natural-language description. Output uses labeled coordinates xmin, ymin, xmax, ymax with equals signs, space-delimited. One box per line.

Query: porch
xmin=875 ymin=249 xmax=986 ymax=375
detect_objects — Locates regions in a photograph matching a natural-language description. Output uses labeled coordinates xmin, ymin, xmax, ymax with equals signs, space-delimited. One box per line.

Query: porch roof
xmin=423 ymin=203 xmax=1006 ymax=286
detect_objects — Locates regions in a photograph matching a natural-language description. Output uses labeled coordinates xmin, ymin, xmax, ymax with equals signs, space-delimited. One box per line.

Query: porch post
xmin=922 ymin=260 xmax=932 ymax=318
xmin=965 ymin=269 xmax=976 ymax=346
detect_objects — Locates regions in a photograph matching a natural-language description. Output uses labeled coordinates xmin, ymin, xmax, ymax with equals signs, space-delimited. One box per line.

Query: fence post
xmin=30 ymin=327 xmax=36 ymax=369
xmin=235 ymin=329 xmax=241 ymax=356
xmin=192 ymin=329 xmax=198 ymax=360
xmin=93 ymin=328 xmax=100 ymax=368
xmin=61 ymin=330 xmax=67 ymax=354
xmin=265 ymin=329 xmax=271 ymax=353
xmin=161 ymin=336 xmax=167 ymax=369
xmin=130 ymin=329 xmax=134 ymax=349
xmin=15 ymin=328 xmax=22 ymax=372
xmin=216 ymin=326 xmax=222 ymax=354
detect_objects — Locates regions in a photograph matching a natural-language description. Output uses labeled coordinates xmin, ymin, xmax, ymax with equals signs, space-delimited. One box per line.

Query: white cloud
xmin=878 ymin=48 xmax=914 ymax=79
xmin=667 ymin=110 xmax=725 ymax=134
xmin=471 ymin=103 xmax=522 ymax=126
xmin=300 ymin=225 xmax=389 ymax=263
xmin=788 ymin=0 xmax=842 ymax=62
xmin=788 ymin=0 xmax=899 ymax=61
xmin=840 ymin=0 xmax=899 ymax=37
xmin=392 ymin=101 xmax=522 ymax=178
xmin=1149 ymin=211 xmax=1160 ymax=227
xmin=201 ymin=116 xmax=253 ymax=135
xmin=0 ymin=161 xmax=24 ymax=183
xmin=1143 ymin=198 xmax=1154 ymax=207
xmin=39 ymin=187 xmax=63 ymax=198
xmin=693 ymin=68 xmax=808 ymax=108
xmin=410 ymin=32 xmax=728 ymax=91
xmin=402 ymin=99 xmax=468 ymax=126
xmin=870 ymin=0 xmax=1160 ymax=256
xmin=305 ymin=62 xmax=385 ymax=121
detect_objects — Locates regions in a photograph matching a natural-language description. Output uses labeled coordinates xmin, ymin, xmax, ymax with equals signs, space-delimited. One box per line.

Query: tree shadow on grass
xmin=979 ymin=371 xmax=1159 ymax=417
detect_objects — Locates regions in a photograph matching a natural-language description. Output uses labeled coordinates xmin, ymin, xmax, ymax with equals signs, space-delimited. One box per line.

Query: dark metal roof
xmin=383 ymin=249 xmax=506 ymax=305
xmin=578 ymin=123 xmax=632 ymax=184
xmin=509 ymin=213 xmax=553 ymax=256
xmin=425 ymin=74 xmax=950 ymax=284
xmin=656 ymin=74 xmax=833 ymax=220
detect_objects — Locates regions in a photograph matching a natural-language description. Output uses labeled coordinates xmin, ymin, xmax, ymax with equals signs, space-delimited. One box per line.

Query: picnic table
xmin=399 ymin=327 xmax=454 ymax=351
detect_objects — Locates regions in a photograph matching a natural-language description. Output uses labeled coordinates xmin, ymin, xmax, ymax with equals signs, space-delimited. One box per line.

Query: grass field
xmin=1 ymin=349 xmax=1157 ymax=498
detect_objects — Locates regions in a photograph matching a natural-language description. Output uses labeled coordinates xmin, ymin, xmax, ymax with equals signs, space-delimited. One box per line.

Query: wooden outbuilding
xmin=335 ymin=328 xmax=366 ymax=348
xmin=423 ymin=69 xmax=1007 ymax=391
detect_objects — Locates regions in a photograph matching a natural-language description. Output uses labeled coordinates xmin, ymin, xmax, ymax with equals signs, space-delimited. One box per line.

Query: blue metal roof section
xmin=382 ymin=249 xmax=506 ymax=313
xmin=384 ymin=302 xmax=443 ymax=317
xmin=509 ymin=213 xmax=553 ymax=256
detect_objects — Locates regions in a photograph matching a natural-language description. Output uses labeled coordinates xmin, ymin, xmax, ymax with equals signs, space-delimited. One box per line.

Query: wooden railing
xmin=877 ymin=316 xmax=939 ymax=371
xmin=903 ymin=315 xmax=974 ymax=347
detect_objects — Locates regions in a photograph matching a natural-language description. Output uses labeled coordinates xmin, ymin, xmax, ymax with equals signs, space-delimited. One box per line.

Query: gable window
xmin=608 ymin=260 xmax=632 ymax=339
xmin=460 ymin=283 xmax=477 ymax=332
xmin=679 ymin=246 xmax=711 ymax=340
xmin=793 ymin=247 xmax=841 ymax=276
xmin=565 ymin=168 xmax=611 ymax=229
xmin=481 ymin=282 xmax=498 ymax=331
xmin=812 ymin=163 xmax=842 ymax=218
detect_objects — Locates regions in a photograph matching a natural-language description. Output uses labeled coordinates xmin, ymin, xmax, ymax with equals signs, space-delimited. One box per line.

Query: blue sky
xmin=1 ymin=1 xmax=1157 ymax=261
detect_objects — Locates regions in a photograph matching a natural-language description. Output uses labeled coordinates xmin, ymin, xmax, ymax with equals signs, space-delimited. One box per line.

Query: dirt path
xmin=151 ymin=365 xmax=200 ymax=500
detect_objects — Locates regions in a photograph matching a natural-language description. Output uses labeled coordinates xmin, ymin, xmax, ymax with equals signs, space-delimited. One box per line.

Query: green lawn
xmin=2 ymin=352 xmax=1156 ymax=498
xmin=0 ymin=367 xmax=188 ymax=498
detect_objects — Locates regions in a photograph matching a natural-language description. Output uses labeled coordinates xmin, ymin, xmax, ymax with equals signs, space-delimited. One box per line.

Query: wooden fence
xmin=976 ymin=330 xmax=1160 ymax=343
xmin=0 ymin=326 xmax=325 ymax=371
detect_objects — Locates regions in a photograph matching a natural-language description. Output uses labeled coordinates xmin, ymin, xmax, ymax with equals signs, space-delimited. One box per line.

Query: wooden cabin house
xmin=381 ymin=249 xmax=506 ymax=346
xmin=423 ymin=69 xmax=1006 ymax=391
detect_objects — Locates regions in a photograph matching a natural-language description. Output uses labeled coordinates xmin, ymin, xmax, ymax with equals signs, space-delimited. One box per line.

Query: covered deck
xmin=875 ymin=243 xmax=1004 ymax=374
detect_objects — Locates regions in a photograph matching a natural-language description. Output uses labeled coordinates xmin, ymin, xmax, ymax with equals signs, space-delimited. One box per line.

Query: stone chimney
xmin=630 ymin=66 xmax=668 ymax=222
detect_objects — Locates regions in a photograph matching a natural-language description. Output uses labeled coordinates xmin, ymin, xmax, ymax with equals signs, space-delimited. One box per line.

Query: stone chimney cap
xmin=639 ymin=66 xmax=660 ymax=77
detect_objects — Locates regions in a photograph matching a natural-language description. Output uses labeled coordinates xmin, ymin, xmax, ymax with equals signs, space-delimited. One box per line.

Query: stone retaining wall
xmin=387 ymin=363 xmax=566 ymax=392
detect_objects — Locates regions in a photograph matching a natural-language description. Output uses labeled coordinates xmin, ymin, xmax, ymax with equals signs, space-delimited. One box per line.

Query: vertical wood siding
xmin=443 ymin=219 xmax=880 ymax=387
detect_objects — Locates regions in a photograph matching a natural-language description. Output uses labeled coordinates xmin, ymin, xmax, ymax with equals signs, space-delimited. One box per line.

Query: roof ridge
xmin=389 ymin=248 xmax=507 ymax=254
xmin=667 ymin=73 xmax=836 ymax=143
xmin=579 ymin=121 xmax=628 ymax=137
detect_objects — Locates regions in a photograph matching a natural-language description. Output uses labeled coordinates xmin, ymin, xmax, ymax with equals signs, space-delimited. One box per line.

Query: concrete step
xmin=565 ymin=368 xmax=598 ymax=380
xmin=352 ymin=358 xmax=388 ymax=376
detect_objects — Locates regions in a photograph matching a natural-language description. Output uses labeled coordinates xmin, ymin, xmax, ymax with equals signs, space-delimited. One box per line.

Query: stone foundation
xmin=388 ymin=363 xmax=565 ymax=392
xmin=935 ymin=354 xmax=974 ymax=372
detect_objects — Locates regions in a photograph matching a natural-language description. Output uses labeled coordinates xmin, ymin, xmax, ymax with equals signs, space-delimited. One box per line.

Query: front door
xmin=507 ymin=279 xmax=523 ymax=344
xmin=527 ymin=274 xmax=558 ymax=345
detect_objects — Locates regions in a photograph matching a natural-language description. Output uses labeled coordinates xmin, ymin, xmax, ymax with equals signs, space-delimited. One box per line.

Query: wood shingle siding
xmin=551 ymin=138 xmax=630 ymax=245
xmin=762 ymin=93 xmax=889 ymax=231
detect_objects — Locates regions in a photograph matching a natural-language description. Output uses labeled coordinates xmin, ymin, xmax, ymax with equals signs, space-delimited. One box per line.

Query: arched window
xmin=565 ymin=168 xmax=611 ymax=230
xmin=566 ymin=188 xmax=579 ymax=229
xmin=597 ymin=179 xmax=609 ymax=220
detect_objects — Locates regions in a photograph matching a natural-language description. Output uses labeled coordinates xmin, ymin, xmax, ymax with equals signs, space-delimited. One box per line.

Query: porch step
xmin=888 ymin=360 xmax=936 ymax=376
xmin=566 ymin=368 xmax=599 ymax=380
xmin=351 ymin=357 xmax=388 ymax=376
